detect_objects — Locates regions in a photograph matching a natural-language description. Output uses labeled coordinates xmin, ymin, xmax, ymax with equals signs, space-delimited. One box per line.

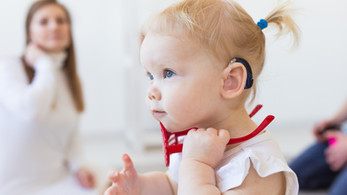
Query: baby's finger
xmin=108 ymin=170 xmax=119 ymax=182
xmin=206 ymin=128 xmax=217 ymax=135
xmin=122 ymin=153 xmax=134 ymax=171
xmin=196 ymin=128 xmax=206 ymax=133
xmin=218 ymin=129 xmax=231 ymax=142
xmin=187 ymin=128 xmax=198 ymax=135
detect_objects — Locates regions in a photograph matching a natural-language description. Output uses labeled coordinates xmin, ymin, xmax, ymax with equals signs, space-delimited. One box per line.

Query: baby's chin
xmin=161 ymin=121 xmax=197 ymax=133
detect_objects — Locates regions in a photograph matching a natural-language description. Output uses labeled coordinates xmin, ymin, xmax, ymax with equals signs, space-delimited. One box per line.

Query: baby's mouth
xmin=152 ymin=110 xmax=166 ymax=118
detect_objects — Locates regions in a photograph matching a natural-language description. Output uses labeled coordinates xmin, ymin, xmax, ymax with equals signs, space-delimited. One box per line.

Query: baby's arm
xmin=104 ymin=154 xmax=175 ymax=195
xmin=179 ymin=128 xmax=286 ymax=195
xmin=178 ymin=128 xmax=230 ymax=195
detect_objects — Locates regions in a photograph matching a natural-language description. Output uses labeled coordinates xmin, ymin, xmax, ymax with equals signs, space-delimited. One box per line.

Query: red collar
xmin=159 ymin=105 xmax=274 ymax=167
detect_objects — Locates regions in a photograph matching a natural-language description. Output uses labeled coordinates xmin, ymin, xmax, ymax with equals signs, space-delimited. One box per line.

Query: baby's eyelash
xmin=164 ymin=69 xmax=176 ymax=78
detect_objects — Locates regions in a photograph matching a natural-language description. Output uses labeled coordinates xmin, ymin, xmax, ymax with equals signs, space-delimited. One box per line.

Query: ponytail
xmin=265 ymin=1 xmax=300 ymax=48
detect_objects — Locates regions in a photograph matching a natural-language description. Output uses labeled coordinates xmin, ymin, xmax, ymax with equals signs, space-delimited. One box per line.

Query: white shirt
xmin=0 ymin=55 xmax=94 ymax=194
xmin=169 ymin=130 xmax=299 ymax=195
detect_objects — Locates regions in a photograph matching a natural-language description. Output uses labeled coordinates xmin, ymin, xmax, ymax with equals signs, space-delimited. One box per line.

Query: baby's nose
xmin=147 ymin=86 xmax=161 ymax=101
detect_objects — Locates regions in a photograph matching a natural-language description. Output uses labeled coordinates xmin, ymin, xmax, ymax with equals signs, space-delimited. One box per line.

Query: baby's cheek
xmin=167 ymin=97 xmax=195 ymax=120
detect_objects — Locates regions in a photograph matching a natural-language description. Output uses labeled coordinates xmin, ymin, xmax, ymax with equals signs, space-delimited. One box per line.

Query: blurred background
xmin=1 ymin=0 xmax=346 ymax=193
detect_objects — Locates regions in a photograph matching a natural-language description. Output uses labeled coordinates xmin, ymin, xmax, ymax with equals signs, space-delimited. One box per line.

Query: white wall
xmin=1 ymin=0 xmax=347 ymax=137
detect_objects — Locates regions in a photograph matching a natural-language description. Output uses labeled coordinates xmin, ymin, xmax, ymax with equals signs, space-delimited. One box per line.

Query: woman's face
xmin=29 ymin=4 xmax=71 ymax=53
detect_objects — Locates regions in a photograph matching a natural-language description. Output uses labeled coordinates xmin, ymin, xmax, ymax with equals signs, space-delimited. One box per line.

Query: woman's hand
xmin=312 ymin=120 xmax=339 ymax=142
xmin=104 ymin=154 xmax=140 ymax=195
xmin=182 ymin=128 xmax=230 ymax=168
xmin=324 ymin=131 xmax=347 ymax=171
xmin=76 ymin=167 xmax=96 ymax=189
xmin=24 ymin=43 xmax=47 ymax=67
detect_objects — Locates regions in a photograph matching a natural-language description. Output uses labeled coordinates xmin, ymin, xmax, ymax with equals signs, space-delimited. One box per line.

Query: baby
xmin=106 ymin=0 xmax=300 ymax=194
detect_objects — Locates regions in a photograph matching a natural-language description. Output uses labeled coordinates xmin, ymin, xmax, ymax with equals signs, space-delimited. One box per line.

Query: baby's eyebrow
xmin=151 ymin=60 xmax=166 ymax=67
xmin=149 ymin=64 xmax=168 ymax=72
xmin=143 ymin=58 xmax=175 ymax=73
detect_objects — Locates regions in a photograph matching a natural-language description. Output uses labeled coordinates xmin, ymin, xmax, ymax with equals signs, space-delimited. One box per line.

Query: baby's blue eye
xmin=164 ymin=70 xmax=175 ymax=78
xmin=148 ymin=73 xmax=154 ymax=80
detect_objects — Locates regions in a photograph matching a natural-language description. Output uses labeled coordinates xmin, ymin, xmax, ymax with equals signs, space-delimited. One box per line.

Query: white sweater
xmin=0 ymin=54 xmax=92 ymax=194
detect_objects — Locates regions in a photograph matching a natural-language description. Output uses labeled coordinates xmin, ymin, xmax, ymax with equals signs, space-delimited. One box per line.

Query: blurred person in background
xmin=0 ymin=0 xmax=97 ymax=194
xmin=290 ymin=99 xmax=347 ymax=195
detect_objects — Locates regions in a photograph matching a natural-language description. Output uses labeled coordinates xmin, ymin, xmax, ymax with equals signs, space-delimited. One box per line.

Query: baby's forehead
xmin=143 ymin=31 xmax=192 ymax=42
xmin=141 ymin=32 xmax=221 ymax=67
xmin=142 ymin=32 xmax=200 ymax=53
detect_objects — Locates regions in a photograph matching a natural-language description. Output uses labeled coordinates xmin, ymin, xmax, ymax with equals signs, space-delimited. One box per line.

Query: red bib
xmin=159 ymin=105 xmax=274 ymax=167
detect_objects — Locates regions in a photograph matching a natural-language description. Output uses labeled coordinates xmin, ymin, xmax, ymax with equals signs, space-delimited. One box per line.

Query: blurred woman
xmin=0 ymin=0 xmax=97 ymax=194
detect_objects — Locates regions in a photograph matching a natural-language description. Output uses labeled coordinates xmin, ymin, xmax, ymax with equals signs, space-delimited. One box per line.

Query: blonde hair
xmin=141 ymin=0 xmax=300 ymax=101
xmin=23 ymin=0 xmax=84 ymax=112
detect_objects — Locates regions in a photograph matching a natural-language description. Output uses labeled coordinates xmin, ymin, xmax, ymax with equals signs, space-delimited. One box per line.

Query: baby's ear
xmin=220 ymin=62 xmax=247 ymax=99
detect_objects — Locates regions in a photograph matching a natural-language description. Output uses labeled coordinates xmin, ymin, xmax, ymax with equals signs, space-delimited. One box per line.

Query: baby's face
xmin=140 ymin=32 xmax=225 ymax=132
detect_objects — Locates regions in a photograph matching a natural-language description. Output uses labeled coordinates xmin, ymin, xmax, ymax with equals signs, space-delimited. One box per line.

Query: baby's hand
xmin=182 ymin=128 xmax=230 ymax=168
xmin=104 ymin=154 xmax=140 ymax=195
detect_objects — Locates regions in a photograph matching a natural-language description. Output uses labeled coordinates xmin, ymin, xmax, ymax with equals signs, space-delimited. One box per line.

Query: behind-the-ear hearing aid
xmin=230 ymin=58 xmax=253 ymax=89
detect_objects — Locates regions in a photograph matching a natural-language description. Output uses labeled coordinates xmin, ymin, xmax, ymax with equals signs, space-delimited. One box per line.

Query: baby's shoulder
xmin=221 ymin=131 xmax=285 ymax=163
xmin=216 ymin=133 xmax=297 ymax=193
xmin=222 ymin=165 xmax=286 ymax=195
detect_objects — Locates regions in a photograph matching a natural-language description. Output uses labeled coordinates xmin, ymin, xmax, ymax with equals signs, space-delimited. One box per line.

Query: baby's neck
xmin=209 ymin=107 xmax=259 ymax=139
